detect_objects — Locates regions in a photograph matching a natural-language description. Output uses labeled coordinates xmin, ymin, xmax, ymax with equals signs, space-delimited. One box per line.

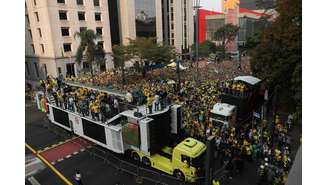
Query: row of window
xmin=32 ymin=0 xmax=100 ymax=7
xmin=61 ymin=27 xmax=103 ymax=36
xmin=30 ymin=41 xmax=104 ymax=55
xmin=59 ymin=11 xmax=102 ymax=21
xmin=56 ymin=0 xmax=100 ymax=6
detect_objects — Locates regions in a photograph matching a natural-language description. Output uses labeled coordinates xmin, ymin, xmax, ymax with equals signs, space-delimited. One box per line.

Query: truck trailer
xmin=38 ymin=84 xmax=206 ymax=182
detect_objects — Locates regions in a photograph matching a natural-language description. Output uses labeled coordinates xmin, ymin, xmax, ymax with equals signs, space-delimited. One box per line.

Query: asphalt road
xmin=25 ymin=99 xmax=302 ymax=185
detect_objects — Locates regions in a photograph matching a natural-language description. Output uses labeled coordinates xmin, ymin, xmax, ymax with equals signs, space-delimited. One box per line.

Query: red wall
xmin=198 ymin=9 xmax=223 ymax=43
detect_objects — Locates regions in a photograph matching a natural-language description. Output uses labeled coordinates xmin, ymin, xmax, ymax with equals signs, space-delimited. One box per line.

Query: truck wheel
xmin=132 ymin=152 xmax=140 ymax=162
xmin=174 ymin=170 xmax=185 ymax=181
xmin=142 ymin=157 xmax=151 ymax=167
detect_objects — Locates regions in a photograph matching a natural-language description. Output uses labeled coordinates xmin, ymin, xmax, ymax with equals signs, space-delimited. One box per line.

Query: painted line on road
xmin=28 ymin=176 xmax=41 ymax=185
xmin=38 ymin=136 xmax=77 ymax=153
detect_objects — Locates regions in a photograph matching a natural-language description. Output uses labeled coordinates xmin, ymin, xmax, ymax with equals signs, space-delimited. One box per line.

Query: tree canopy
xmin=191 ymin=40 xmax=217 ymax=58
xmin=74 ymin=29 xmax=104 ymax=75
xmin=214 ymin=24 xmax=239 ymax=60
xmin=250 ymin=0 xmax=301 ymax=115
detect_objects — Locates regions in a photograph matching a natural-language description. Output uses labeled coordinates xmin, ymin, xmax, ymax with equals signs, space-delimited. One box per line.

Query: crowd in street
xmin=37 ymin=59 xmax=296 ymax=185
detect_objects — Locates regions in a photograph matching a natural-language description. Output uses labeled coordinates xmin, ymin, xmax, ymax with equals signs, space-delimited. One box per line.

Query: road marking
xmin=28 ymin=176 xmax=41 ymax=185
xmin=39 ymin=136 xmax=77 ymax=153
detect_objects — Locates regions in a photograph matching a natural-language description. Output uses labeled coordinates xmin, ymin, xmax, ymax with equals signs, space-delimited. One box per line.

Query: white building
xmin=25 ymin=0 xmax=195 ymax=85
xmin=25 ymin=0 xmax=113 ymax=81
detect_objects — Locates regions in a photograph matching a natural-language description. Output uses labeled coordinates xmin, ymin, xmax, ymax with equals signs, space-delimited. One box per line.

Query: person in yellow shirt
xmin=147 ymin=94 xmax=154 ymax=114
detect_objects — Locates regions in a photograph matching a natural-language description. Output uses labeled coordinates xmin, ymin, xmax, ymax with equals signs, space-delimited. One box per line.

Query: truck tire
xmin=142 ymin=157 xmax=151 ymax=167
xmin=132 ymin=152 xmax=140 ymax=162
xmin=174 ymin=170 xmax=185 ymax=181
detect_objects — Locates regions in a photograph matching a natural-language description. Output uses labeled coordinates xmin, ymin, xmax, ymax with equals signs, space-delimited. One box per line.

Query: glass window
xmin=26 ymin=15 xmax=30 ymax=24
xmin=93 ymin=0 xmax=100 ymax=6
xmin=31 ymin=44 xmax=35 ymax=54
xmin=61 ymin=27 xmax=70 ymax=36
xmin=97 ymin=41 xmax=104 ymax=49
xmin=33 ymin=0 xmax=37 ymax=6
xmin=43 ymin=64 xmax=48 ymax=76
xmin=63 ymin=43 xmax=71 ymax=52
xmin=96 ymin=27 xmax=102 ymax=35
xmin=37 ymin=28 xmax=42 ymax=37
xmin=95 ymin=13 xmax=101 ymax=21
xmin=59 ymin=11 xmax=67 ymax=20
xmin=76 ymin=0 xmax=84 ymax=5
xmin=78 ymin=12 xmax=85 ymax=21
xmin=34 ymin=63 xmax=39 ymax=78
xmin=80 ymin=27 xmax=87 ymax=32
xmin=34 ymin=12 xmax=39 ymax=22
xmin=28 ymin=29 xmax=33 ymax=39
xmin=171 ymin=23 xmax=174 ymax=30
xmin=57 ymin=0 xmax=65 ymax=4
xmin=58 ymin=67 xmax=62 ymax=75
xmin=135 ymin=0 xmax=156 ymax=38
xmin=40 ymin=44 xmax=45 ymax=53
xmin=26 ymin=62 xmax=30 ymax=76
xmin=181 ymin=155 xmax=191 ymax=166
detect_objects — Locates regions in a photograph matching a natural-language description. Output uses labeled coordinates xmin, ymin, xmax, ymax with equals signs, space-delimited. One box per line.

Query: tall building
xmin=25 ymin=0 xmax=195 ymax=84
xmin=118 ymin=0 xmax=194 ymax=53
xmin=25 ymin=0 xmax=113 ymax=81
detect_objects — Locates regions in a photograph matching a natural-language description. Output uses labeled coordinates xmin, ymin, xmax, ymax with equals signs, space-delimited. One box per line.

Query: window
xmin=58 ymin=67 xmax=62 ymax=75
xmin=171 ymin=33 xmax=174 ymax=38
xmin=76 ymin=0 xmax=84 ymax=5
xmin=33 ymin=0 xmax=37 ymax=6
xmin=59 ymin=11 xmax=67 ymax=20
xmin=181 ymin=155 xmax=191 ymax=166
xmin=31 ymin=44 xmax=35 ymax=54
xmin=37 ymin=28 xmax=42 ymax=38
xmin=34 ymin=63 xmax=39 ymax=78
xmin=171 ymin=12 xmax=174 ymax=21
xmin=96 ymin=27 xmax=102 ymax=35
xmin=61 ymin=27 xmax=70 ymax=36
xmin=40 ymin=44 xmax=45 ymax=53
xmin=97 ymin=41 xmax=104 ymax=49
xmin=95 ymin=13 xmax=101 ymax=21
xmin=80 ymin=27 xmax=87 ymax=32
xmin=57 ymin=0 xmax=65 ymax=4
xmin=63 ymin=43 xmax=72 ymax=52
xmin=34 ymin=12 xmax=39 ymax=22
xmin=43 ymin=64 xmax=48 ymax=76
xmin=28 ymin=29 xmax=33 ymax=39
xmin=78 ymin=11 xmax=85 ymax=21
xmin=26 ymin=15 xmax=30 ymax=24
xmin=93 ymin=0 xmax=100 ymax=6
xmin=171 ymin=39 xmax=174 ymax=45
xmin=171 ymin=23 xmax=174 ymax=30
xmin=26 ymin=62 xmax=30 ymax=76
xmin=170 ymin=0 xmax=173 ymax=4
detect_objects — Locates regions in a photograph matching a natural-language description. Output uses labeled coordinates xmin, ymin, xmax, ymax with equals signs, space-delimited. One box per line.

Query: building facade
xmin=25 ymin=0 xmax=113 ymax=81
xmin=118 ymin=0 xmax=194 ymax=53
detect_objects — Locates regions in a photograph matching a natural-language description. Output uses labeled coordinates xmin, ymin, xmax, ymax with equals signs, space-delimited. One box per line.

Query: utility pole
xmin=193 ymin=0 xmax=201 ymax=82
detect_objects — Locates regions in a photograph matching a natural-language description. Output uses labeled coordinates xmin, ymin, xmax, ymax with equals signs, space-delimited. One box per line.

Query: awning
xmin=234 ymin=76 xmax=262 ymax=85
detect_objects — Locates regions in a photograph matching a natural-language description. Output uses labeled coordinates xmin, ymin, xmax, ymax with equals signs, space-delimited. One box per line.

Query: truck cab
xmin=210 ymin=103 xmax=237 ymax=129
xmin=133 ymin=137 xmax=206 ymax=182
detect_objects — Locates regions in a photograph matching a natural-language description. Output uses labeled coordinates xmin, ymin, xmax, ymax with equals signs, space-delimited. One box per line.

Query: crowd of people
xmin=37 ymin=58 xmax=297 ymax=185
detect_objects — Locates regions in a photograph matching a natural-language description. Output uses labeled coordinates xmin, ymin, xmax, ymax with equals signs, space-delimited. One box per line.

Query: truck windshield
xmin=210 ymin=112 xmax=227 ymax=121
xmin=191 ymin=152 xmax=205 ymax=167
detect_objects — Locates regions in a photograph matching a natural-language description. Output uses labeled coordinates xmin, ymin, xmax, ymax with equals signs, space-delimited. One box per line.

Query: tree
xmin=127 ymin=37 xmax=175 ymax=77
xmin=214 ymin=24 xmax=239 ymax=61
xmin=74 ymin=29 xmax=103 ymax=75
xmin=250 ymin=0 xmax=301 ymax=116
xmin=112 ymin=45 xmax=131 ymax=85
xmin=191 ymin=40 xmax=217 ymax=58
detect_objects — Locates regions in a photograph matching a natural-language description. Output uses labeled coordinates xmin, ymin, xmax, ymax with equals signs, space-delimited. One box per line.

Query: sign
xmin=253 ymin=112 xmax=261 ymax=119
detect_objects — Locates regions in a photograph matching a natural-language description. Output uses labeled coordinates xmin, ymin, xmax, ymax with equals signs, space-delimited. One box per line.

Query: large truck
xmin=210 ymin=76 xmax=264 ymax=128
xmin=38 ymin=83 xmax=206 ymax=182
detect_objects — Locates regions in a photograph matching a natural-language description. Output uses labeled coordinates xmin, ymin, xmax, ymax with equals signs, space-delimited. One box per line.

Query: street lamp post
xmin=193 ymin=0 xmax=201 ymax=82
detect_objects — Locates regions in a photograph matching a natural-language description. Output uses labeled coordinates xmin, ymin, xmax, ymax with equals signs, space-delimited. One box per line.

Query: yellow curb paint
xmin=25 ymin=143 xmax=73 ymax=185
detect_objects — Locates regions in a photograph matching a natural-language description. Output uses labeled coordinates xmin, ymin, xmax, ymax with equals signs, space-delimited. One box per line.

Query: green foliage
xmin=128 ymin=37 xmax=175 ymax=76
xmin=250 ymin=0 xmax=301 ymax=114
xmin=191 ymin=40 xmax=217 ymax=58
xmin=112 ymin=44 xmax=131 ymax=84
xmin=74 ymin=29 xmax=103 ymax=75
xmin=214 ymin=24 xmax=239 ymax=60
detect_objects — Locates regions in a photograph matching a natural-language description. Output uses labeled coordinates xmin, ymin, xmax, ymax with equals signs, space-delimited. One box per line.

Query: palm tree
xmin=74 ymin=29 xmax=104 ymax=76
